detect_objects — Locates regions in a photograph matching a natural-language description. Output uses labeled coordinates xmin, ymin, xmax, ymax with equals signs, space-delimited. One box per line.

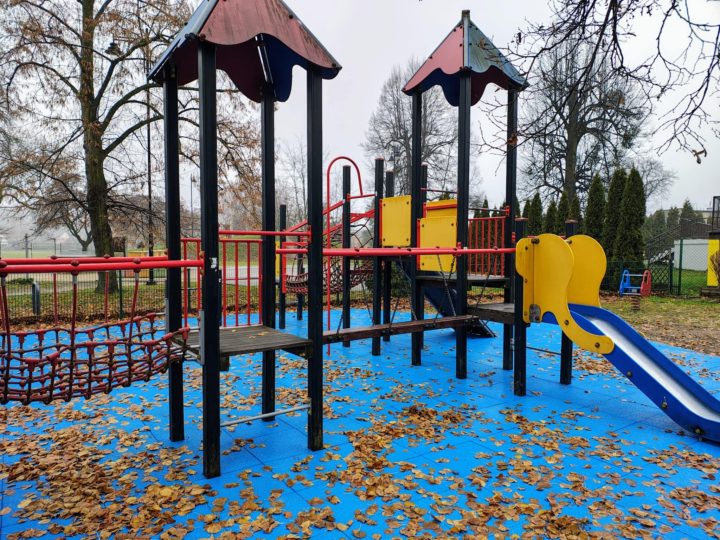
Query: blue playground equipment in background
xmin=618 ymin=269 xmax=652 ymax=297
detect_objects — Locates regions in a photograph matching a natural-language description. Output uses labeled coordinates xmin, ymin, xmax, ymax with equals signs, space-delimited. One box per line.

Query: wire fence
xmin=603 ymin=218 xmax=716 ymax=297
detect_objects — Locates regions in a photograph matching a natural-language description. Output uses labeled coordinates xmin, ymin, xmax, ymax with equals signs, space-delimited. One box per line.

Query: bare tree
xmin=363 ymin=60 xmax=459 ymax=196
xmin=631 ymin=155 xmax=676 ymax=204
xmin=514 ymin=0 xmax=720 ymax=157
xmin=520 ymin=38 xmax=647 ymax=202
xmin=277 ymin=139 xmax=308 ymax=226
xmin=0 ymin=1 xmax=261 ymax=286
xmin=32 ymin=181 xmax=93 ymax=252
xmin=0 ymin=0 xmax=187 ymax=271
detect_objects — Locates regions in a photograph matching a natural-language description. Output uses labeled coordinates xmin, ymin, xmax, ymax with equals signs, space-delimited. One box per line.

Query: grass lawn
xmin=674 ymin=268 xmax=708 ymax=297
xmin=602 ymin=294 xmax=720 ymax=355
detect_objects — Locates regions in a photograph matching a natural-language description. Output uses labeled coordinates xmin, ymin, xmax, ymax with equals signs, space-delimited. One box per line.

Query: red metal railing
xmin=181 ymin=236 xmax=262 ymax=328
xmin=468 ymin=208 xmax=509 ymax=276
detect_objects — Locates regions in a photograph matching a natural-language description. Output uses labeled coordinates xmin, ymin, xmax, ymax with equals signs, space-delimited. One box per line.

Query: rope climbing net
xmin=0 ymin=258 xmax=201 ymax=405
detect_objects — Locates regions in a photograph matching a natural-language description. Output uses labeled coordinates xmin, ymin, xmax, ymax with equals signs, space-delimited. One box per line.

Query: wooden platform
xmin=467 ymin=302 xmax=515 ymax=325
xmin=178 ymin=315 xmax=481 ymax=361
xmin=418 ymin=273 xmax=508 ymax=288
xmin=322 ymin=314 xmax=477 ymax=344
xmin=179 ymin=326 xmax=312 ymax=361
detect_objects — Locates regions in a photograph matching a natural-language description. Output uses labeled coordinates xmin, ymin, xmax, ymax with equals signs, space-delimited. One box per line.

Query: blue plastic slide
xmin=557 ymin=304 xmax=720 ymax=441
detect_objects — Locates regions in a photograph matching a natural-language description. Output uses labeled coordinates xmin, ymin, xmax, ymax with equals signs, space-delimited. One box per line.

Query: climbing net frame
xmin=0 ymin=258 xmax=201 ymax=405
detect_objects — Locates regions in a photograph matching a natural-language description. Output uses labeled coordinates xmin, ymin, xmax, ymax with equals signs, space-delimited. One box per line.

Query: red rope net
xmin=0 ymin=259 xmax=195 ymax=405
xmin=0 ymin=314 xmax=189 ymax=405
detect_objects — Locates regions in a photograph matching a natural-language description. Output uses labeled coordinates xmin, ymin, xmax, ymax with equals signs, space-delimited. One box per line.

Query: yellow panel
xmin=516 ymin=234 xmax=614 ymax=354
xmin=419 ymin=216 xmax=456 ymax=272
xmin=708 ymin=239 xmax=719 ymax=287
xmin=566 ymin=235 xmax=605 ymax=307
xmin=381 ymin=195 xmax=411 ymax=247
xmin=275 ymin=240 xmax=280 ymax=278
xmin=425 ymin=199 xmax=457 ymax=218
xmin=515 ymin=237 xmax=535 ymax=323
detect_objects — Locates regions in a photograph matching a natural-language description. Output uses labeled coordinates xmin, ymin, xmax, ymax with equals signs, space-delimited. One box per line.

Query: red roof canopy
xmin=403 ymin=11 xmax=527 ymax=106
xmin=149 ymin=0 xmax=341 ymax=102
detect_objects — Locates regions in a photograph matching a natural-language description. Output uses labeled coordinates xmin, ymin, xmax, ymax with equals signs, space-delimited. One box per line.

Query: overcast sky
xmin=266 ymin=0 xmax=718 ymax=213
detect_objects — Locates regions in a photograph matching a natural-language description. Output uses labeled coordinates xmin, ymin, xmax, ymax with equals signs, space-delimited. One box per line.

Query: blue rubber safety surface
xmin=1 ymin=308 xmax=719 ymax=539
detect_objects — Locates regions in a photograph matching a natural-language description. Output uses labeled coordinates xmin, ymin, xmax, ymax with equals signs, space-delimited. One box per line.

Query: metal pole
xmin=678 ymin=238 xmax=684 ymax=295
xmin=278 ymin=204 xmax=287 ymax=329
xmin=221 ymin=404 xmax=310 ymax=428
xmin=503 ymin=88 xmax=519 ymax=371
xmin=560 ymin=220 xmax=577 ymax=385
xmin=306 ymin=68 xmax=324 ymax=451
xmin=146 ymin=53 xmax=155 ymax=285
xmin=456 ymin=71 xmax=471 ymax=379
xmin=372 ymin=158 xmax=384 ymax=356
xmin=163 ymin=65 xmax=184 ymax=442
xmin=382 ymin=170 xmax=394 ymax=341
xmin=513 ymin=218 xmax=528 ymax=396
xmin=261 ymin=86 xmax=277 ymax=421
xmin=190 ymin=176 xmax=195 ymax=237
xmin=410 ymin=92 xmax=424 ymax=366
xmin=198 ymin=41 xmax=221 ymax=479
xmin=342 ymin=166 xmax=351 ymax=347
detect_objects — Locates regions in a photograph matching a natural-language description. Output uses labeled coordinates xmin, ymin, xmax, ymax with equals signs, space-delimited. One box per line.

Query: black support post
xmin=372 ymin=158 xmax=384 ymax=356
xmin=306 ymin=68 xmax=324 ymax=451
xmin=560 ymin=220 xmax=578 ymax=385
xmin=421 ymin=164 xmax=428 ymax=205
xmin=410 ymin=92 xmax=424 ymax=366
xmin=278 ymin=205 xmax=287 ymax=329
xmin=513 ymin=218 xmax=528 ymax=396
xmin=198 ymin=42 xmax=221 ymax=479
xmin=163 ymin=66 xmax=184 ymax=442
xmin=261 ymin=88 xmax=277 ymax=420
xmin=456 ymin=71 xmax=471 ymax=379
xmin=382 ymin=170 xmax=394 ymax=341
xmin=503 ymin=88 xmax=519 ymax=371
xmin=342 ymin=166 xmax=352 ymax=347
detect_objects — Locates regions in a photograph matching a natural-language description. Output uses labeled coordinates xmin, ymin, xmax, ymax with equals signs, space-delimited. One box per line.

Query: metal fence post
xmin=31 ymin=280 xmax=41 ymax=316
xmin=678 ymin=238 xmax=684 ymax=295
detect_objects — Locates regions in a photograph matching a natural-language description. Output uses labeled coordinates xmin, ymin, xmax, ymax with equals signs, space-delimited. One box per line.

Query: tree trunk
xmin=81 ymin=0 xmax=116 ymax=293
xmin=563 ymin=87 xmax=580 ymax=201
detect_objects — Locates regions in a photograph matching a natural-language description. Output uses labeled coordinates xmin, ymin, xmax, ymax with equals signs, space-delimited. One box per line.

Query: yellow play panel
xmin=515 ymin=234 xmax=613 ymax=354
xmin=708 ymin=238 xmax=719 ymax=287
xmin=425 ymin=199 xmax=457 ymax=218
xmin=419 ymin=216 xmax=456 ymax=272
xmin=381 ymin=195 xmax=411 ymax=247
xmin=566 ymin=235 xmax=605 ymax=307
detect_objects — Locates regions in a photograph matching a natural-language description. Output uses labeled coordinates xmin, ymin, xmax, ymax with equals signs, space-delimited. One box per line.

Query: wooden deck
xmin=467 ymin=302 xmax=515 ymax=325
xmin=178 ymin=315 xmax=482 ymax=360
xmin=180 ymin=326 xmax=312 ymax=361
xmin=323 ymin=314 xmax=478 ymax=344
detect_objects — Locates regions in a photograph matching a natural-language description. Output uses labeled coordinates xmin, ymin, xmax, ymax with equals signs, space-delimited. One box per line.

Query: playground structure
xmin=618 ymin=269 xmax=652 ymax=297
xmin=517 ymin=233 xmax=720 ymax=441
xmin=1 ymin=0 xmax=718 ymax=484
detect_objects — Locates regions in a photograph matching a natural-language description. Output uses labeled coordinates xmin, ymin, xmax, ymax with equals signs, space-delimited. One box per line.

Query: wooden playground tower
xmin=149 ymin=0 xmax=530 ymax=478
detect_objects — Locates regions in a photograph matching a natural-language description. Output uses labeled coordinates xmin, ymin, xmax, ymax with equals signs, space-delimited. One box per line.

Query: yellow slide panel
xmin=516 ymin=234 xmax=614 ymax=354
xmin=566 ymin=235 xmax=605 ymax=307
xmin=381 ymin=195 xmax=412 ymax=247
xmin=419 ymin=216 xmax=456 ymax=272
xmin=708 ymin=239 xmax=719 ymax=287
